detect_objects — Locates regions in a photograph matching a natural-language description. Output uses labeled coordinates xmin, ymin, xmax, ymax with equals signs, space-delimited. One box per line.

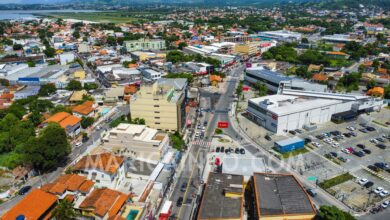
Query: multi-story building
xmin=125 ymin=38 xmax=166 ymax=52
xmin=234 ymin=42 xmax=260 ymax=56
xmin=102 ymin=123 xmax=170 ymax=161
xmin=130 ymin=78 xmax=187 ymax=132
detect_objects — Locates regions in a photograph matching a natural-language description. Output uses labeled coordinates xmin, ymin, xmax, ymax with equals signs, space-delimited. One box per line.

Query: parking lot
xmin=294 ymin=118 xmax=390 ymax=211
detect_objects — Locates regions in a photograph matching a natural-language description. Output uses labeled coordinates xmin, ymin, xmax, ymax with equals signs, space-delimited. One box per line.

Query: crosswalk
xmin=192 ymin=141 xmax=211 ymax=147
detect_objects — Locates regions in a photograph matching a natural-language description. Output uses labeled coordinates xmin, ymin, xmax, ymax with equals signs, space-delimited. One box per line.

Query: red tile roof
xmin=79 ymin=188 xmax=127 ymax=218
xmin=72 ymin=153 xmax=125 ymax=175
xmin=2 ymin=189 xmax=57 ymax=220
xmin=41 ymin=174 xmax=94 ymax=195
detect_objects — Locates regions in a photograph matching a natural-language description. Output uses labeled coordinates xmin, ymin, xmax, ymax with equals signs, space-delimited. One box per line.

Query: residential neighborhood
xmin=0 ymin=1 xmax=389 ymax=220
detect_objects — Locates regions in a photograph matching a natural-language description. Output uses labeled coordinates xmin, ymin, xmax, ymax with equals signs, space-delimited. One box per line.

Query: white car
xmin=358 ymin=178 xmax=368 ymax=185
xmin=342 ymin=148 xmax=350 ymax=154
xmin=374 ymin=187 xmax=384 ymax=194
xmin=381 ymin=201 xmax=390 ymax=208
xmin=75 ymin=142 xmax=82 ymax=148
xmin=380 ymin=190 xmax=389 ymax=197
xmin=195 ymin=132 xmax=200 ymax=137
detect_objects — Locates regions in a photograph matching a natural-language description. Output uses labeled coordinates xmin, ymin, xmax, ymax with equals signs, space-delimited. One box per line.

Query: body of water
xmin=0 ymin=10 xmax=99 ymax=20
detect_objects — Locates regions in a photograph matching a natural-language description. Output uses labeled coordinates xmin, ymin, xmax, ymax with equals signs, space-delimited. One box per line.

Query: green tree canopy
xmin=22 ymin=123 xmax=70 ymax=171
xmin=81 ymin=117 xmax=95 ymax=129
xmin=66 ymin=80 xmax=83 ymax=91
xmin=52 ymin=199 xmax=77 ymax=220
xmin=317 ymin=206 xmax=356 ymax=220
xmin=39 ymin=83 xmax=57 ymax=97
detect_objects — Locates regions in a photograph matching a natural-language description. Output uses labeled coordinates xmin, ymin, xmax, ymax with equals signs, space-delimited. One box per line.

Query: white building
xmin=247 ymin=92 xmax=385 ymax=134
xmin=102 ymin=123 xmax=170 ymax=161
xmin=141 ymin=68 xmax=162 ymax=81
xmin=59 ymin=52 xmax=76 ymax=65
xmin=72 ymin=153 xmax=127 ymax=189
xmin=245 ymin=66 xmax=328 ymax=93
xmin=258 ymin=30 xmax=302 ymax=42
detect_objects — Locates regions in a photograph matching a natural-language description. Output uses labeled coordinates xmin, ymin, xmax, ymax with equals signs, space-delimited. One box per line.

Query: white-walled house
xmin=72 ymin=153 xmax=127 ymax=189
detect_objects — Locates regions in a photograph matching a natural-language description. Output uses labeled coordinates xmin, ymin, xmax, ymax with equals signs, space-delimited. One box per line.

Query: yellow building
xmin=131 ymin=51 xmax=166 ymax=61
xmin=234 ymin=42 xmax=259 ymax=55
xmin=130 ymin=79 xmax=187 ymax=132
xmin=74 ymin=70 xmax=86 ymax=80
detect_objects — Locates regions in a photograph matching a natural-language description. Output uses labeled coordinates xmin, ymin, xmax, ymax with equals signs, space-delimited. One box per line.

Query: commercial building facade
xmin=245 ymin=66 xmax=328 ymax=93
xmin=125 ymin=38 xmax=166 ymax=52
xmin=102 ymin=123 xmax=170 ymax=161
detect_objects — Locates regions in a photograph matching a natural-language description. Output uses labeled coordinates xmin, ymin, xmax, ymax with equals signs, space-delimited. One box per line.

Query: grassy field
xmin=44 ymin=12 xmax=139 ymax=23
xmin=319 ymin=172 xmax=354 ymax=189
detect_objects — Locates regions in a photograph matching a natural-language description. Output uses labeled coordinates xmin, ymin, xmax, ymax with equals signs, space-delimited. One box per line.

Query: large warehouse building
xmin=247 ymin=91 xmax=385 ymax=134
xmin=244 ymin=66 xmax=327 ymax=93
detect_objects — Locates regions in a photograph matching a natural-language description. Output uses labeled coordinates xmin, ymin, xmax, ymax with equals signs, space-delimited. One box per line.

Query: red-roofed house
xmin=2 ymin=189 xmax=58 ymax=220
xmin=41 ymin=112 xmax=82 ymax=137
xmin=77 ymin=188 xmax=128 ymax=220
xmin=72 ymin=153 xmax=127 ymax=189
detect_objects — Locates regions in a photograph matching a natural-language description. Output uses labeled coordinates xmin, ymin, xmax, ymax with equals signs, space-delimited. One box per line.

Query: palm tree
xmin=52 ymin=200 xmax=77 ymax=220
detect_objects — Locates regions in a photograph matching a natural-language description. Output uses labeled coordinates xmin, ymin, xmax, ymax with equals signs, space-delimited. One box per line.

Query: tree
xmin=7 ymin=103 xmax=27 ymax=119
xmin=84 ymin=83 xmax=98 ymax=91
xmin=22 ymin=123 xmax=70 ymax=171
xmin=81 ymin=117 xmax=95 ymax=129
xmin=317 ymin=205 xmax=356 ymax=220
xmin=170 ymin=131 xmax=185 ymax=151
xmin=27 ymin=61 xmax=36 ymax=67
xmin=255 ymin=82 xmax=268 ymax=97
xmin=52 ymin=200 xmax=77 ymax=220
xmin=366 ymin=80 xmax=376 ymax=91
xmin=73 ymin=31 xmax=80 ymax=39
xmin=178 ymin=42 xmax=188 ymax=50
xmin=301 ymin=37 xmax=309 ymax=44
xmin=29 ymin=111 xmax=43 ymax=126
xmin=39 ymin=83 xmax=57 ymax=97
xmin=384 ymin=84 xmax=390 ymax=99
xmin=13 ymin=44 xmax=23 ymax=51
xmin=44 ymin=47 xmax=56 ymax=58
xmin=51 ymin=105 xmax=72 ymax=114
xmin=66 ymin=80 xmax=83 ymax=91
xmin=0 ymin=79 xmax=9 ymax=86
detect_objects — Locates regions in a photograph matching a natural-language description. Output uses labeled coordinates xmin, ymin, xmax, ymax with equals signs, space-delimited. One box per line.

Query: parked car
xmin=366 ymin=126 xmax=376 ymax=131
xmin=220 ymin=147 xmax=225 ymax=152
xmin=353 ymin=151 xmax=365 ymax=157
xmin=289 ymin=130 xmax=297 ymax=135
xmin=216 ymin=147 xmax=220 ymax=153
xmin=176 ymin=197 xmax=183 ymax=207
xmin=381 ymin=201 xmax=390 ymax=209
xmin=240 ymin=148 xmax=245 ymax=154
xmin=374 ymin=162 xmax=389 ymax=170
xmin=359 ymin=128 xmax=368 ymax=133
xmin=235 ymin=148 xmax=240 ymax=154
xmin=75 ymin=142 xmax=82 ymax=148
xmin=377 ymin=144 xmax=387 ymax=149
xmin=338 ymin=157 xmax=348 ymax=163
xmin=368 ymin=165 xmax=381 ymax=172
xmin=380 ymin=190 xmax=389 ymax=197
xmin=265 ymin=135 xmax=272 ymax=141
xmin=364 ymin=181 xmax=374 ymax=188
xmin=18 ymin=185 xmax=32 ymax=195
xmin=330 ymin=152 xmax=338 ymax=157
xmin=363 ymin=149 xmax=372 ymax=154
xmin=358 ymin=178 xmax=369 ymax=185
xmin=374 ymin=187 xmax=384 ymax=194
xmin=304 ymin=138 xmax=312 ymax=144
xmin=306 ymin=188 xmax=317 ymax=197
xmin=357 ymin=144 xmax=366 ymax=149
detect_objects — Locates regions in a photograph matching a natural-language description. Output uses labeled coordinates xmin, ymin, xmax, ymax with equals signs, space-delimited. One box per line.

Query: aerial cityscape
xmin=0 ymin=0 xmax=389 ymax=220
